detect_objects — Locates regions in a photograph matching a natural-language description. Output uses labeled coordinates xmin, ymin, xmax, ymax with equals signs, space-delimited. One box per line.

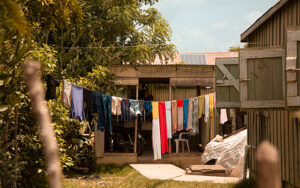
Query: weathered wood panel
xmin=215 ymin=57 xmax=240 ymax=108
xmin=245 ymin=0 xmax=300 ymax=48
xmin=286 ymin=28 xmax=300 ymax=106
xmin=247 ymin=109 xmax=300 ymax=187
xmin=240 ymin=48 xmax=286 ymax=108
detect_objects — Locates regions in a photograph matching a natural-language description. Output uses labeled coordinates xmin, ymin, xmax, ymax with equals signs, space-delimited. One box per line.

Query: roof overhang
xmin=240 ymin=0 xmax=289 ymax=42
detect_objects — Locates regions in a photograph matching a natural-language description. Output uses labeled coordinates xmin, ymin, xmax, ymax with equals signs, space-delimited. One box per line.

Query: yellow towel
xmin=198 ymin=96 xmax=205 ymax=118
xmin=152 ymin=102 xmax=159 ymax=119
xmin=209 ymin=93 xmax=214 ymax=109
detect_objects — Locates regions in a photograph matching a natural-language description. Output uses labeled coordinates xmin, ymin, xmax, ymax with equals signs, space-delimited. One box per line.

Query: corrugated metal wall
xmin=248 ymin=0 xmax=300 ymax=48
xmin=149 ymin=85 xmax=200 ymax=101
xmin=247 ymin=110 xmax=300 ymax=187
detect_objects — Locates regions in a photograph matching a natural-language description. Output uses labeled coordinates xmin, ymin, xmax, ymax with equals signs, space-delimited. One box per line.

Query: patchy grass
xmin=63 ymin=165 xmax=236 ymax=188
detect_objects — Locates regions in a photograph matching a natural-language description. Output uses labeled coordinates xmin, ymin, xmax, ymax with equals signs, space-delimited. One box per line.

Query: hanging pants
xmin=152 ymin=118 xmax=161 ymax=160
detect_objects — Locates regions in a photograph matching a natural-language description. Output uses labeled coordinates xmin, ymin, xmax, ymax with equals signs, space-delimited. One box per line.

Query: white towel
xmin=165 ymin=101 xmax=172 ymax=139
xmin=220 ymin=109 xmax=228 ymax=124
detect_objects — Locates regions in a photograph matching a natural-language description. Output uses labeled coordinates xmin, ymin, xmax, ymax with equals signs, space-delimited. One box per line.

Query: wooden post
xmin=257 ymin=141 xmax=281 ymax=188
xmin=23 ymin=61 xmax=62 ymax=188
xmin=168 ymin=84 xmax=172 ymax=154
xmin=134 ymin=84 xmax=138 ymax=154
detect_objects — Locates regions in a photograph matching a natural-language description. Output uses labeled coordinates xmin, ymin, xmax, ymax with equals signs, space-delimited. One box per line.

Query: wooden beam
xmin=216 ymin=64 xmax=239 ymax=91
xmin=134 ymin=84 xmax=139 ymax=154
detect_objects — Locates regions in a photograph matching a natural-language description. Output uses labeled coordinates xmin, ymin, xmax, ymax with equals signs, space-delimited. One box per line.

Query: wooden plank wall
xmin=247 ymin=110 xmax=300 ymax=187
xmin=248 ymin=0 xmax=300 ymax=48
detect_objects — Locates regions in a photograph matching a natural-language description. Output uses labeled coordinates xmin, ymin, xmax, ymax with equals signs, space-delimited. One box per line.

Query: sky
xmin=153 ymin=0 xmax=279 ymax=52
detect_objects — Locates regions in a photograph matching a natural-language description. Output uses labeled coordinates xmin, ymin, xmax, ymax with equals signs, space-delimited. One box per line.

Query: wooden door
xmin=215 ymin=57 xmax=240 ymax=108
xmin=287 ymin=28 xmax=300 ymax=106
xmin=240 ymin=48 xmax=285 ymax=108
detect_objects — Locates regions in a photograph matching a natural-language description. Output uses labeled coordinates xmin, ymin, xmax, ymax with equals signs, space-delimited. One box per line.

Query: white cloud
xmin=212 ymin=21 xmax=228 ymax=29
xmin=244 ymin=11 xmax=263 ymax=23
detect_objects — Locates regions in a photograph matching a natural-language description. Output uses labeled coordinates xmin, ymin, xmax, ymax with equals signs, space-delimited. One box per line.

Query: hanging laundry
xmin=91 ymin=92 xmax=103 ymax=131
xmin=121 ymin=99 xmax=131 ymax=122
xmin=111 ymin=96 xmax=122 ymax=115
xmin=213 ymin=92 xmax=216 ymax=108
xmin=177 ymin=100 xmax=183 ymax=131
xmin=61 ymin=80 xmax=72 ymax=107
xmin=83 ymin=88 xmax=93 ymax=122
xmin=220 ymin=109 xmax=228 ymax=124
xmin=102 ymin=94 xmax=112 ymax=135
xmin=129 ymin=99 xmax=141 ymax=117
xmin=183 ymin=99 xmax=189 ymax=130
xmin=198 ymin=96 xmax=205 ymax=119
xmin=152 ymin=102 xmax=161 ymax=160
xmin=139 ymin=100 xmax=144 ymax=117
xmin=187 ymin=98 xmax=193 ymax=130
xmin=70 ymin=84 xmax=85 ymax=121
xmin=46 ymin=74 xmax=60 ymax=100
xmin=165 ymin=101 xmax=172 ymax=139
xmin=159 ymin=101 xmax=168 ymax=154
xmin=190 ymin=97 xmax=199 ymax=136
xmin=144 ymin=101 xmax=152 ymax=117
xmin=204 ymin=95 xmax=209 ymax=122
xmin=171 ymin=100 xmax=178 ymax=134
xmin=209 ymin=93 xmax=214 ymax=109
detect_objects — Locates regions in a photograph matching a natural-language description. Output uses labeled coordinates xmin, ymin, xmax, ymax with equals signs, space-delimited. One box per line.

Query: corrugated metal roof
xmin=180 ymin=54 xmax=206 ymax=65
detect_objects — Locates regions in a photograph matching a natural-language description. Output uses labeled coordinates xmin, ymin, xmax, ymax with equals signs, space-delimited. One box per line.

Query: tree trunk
xmin=23 ymin=61 xmax=62 ymax=188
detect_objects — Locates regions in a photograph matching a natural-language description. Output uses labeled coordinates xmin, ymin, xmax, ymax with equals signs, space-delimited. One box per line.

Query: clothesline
xmin=46 ymin=75 xmax=218 ymax=160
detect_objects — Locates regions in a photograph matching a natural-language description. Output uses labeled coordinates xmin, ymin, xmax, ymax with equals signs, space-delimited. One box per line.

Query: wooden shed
xmin=94 ymin=64 xmax=217 ymax=166
xmin=238 ymin=0 xmax=300 ymax=187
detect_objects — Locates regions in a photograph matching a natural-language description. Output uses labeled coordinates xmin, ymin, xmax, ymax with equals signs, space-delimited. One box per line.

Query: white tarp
xmin=201 ymin=129 xmax=247 ymax=178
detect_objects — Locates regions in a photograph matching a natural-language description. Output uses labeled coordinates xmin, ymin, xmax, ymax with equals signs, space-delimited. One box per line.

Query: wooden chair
xmin=174 ymin=131 xmax=190 ymax=153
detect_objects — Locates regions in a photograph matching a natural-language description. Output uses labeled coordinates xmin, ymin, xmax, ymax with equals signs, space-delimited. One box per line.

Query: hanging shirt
xmin=111 ymin=96 xmax=122 ymax=115
xmin=171 ymin=100 xmax=178 ymax=134
xmin=121 ymin=99 xmax=131 ymax=122
xmin=204 ymin=95 xmax=210 ymax=122
xmin=183 ymin=99 xmax=189 ymax=130
xmin=70 ymin=84 xmax=85 ymax=121
xmin=83 ymin=88 xmax=93 ymax=122
xmin=187 ymin=98 xmax=193 ymax=130
xmin=139 ymin=100 xmax=144 ymax=117
xmin=144 ymin=101 xmax=153 ymax=117
xmin=165 ymin=101 xmax=172 ymax=139
xmin=159 ymin=101 xmax=168 ymax=154
xmin=129 ymin=99 xmax=141 ymax=116
xmin=177 ymin=100 xmax=183 ymax=131
xmin=61 ymin=80 xmax=72 ymax=107
xmin=198 ymin=96 xmax=205 ymax=119
xmin=46 ymin=74 xmax=60 ymax=100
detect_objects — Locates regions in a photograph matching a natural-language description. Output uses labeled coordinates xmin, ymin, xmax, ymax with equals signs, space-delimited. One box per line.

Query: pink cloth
xmin=220 ymin=109 xmax=228 ymax=124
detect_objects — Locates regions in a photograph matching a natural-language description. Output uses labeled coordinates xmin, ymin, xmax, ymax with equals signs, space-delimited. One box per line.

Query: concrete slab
xmin=130 ymin=164 xmax=185 ymax=180
xmin=130 ymin=164 xmax=242 ymax=184
xmin=173 ymin=175 xmax=241 ymax=184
